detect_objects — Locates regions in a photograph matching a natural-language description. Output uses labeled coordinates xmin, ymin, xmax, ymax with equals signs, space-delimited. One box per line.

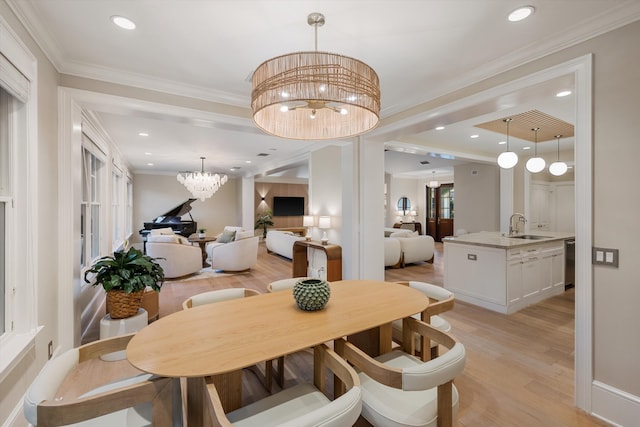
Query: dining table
xmin=126 ymin=279 xmax=429 ymax=425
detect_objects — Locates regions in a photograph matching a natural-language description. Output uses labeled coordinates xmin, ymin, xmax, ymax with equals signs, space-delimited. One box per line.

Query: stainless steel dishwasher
xmin=565 ymin=239 xmax=575 ymax=289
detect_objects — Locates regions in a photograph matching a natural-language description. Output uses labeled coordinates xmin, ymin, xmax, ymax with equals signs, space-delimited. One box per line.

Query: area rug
xmin=165 ymin=267 xmax=249 ymax=283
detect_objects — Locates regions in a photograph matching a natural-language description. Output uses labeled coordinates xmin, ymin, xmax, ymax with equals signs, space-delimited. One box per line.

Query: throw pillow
xmin=147 ymin=235 xmax=181 ymax=244
xmin=389 ymin=231 xmax=412 ymax=238
xmin=217 ymin=229 xmax=236 ymax=243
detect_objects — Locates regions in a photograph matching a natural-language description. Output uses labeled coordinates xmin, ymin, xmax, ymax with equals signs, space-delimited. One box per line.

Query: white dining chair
xmin=204 ymin=343 xmax=362 ymax=427
xmin=392 ymin=281 xmax=454 ymax=359
xmin=336 ymin=317 xmax=466 ymax=427
xmin=23 ymin=334 xmax=182 ymax=427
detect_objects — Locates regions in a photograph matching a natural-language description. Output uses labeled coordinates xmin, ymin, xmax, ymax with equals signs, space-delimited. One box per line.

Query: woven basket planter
xmin=293 ymin=278 xmax=331 ymax=311
xmin=106 ymin=290 xmax=144 ymax=319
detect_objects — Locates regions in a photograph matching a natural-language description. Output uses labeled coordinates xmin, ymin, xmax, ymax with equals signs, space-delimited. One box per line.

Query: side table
xmin=99 ymin=308 xmax=147 ymax=361
xmin=188 ymin=234 xmax=217 ymax=267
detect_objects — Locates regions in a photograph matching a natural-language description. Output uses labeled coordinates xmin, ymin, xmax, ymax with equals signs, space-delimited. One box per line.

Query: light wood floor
xmin=85 ymin=241 xmax=608 ymax=426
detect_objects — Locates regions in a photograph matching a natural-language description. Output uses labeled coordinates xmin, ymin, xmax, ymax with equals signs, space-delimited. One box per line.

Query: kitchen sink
xmin=507 ymin=234 xmax=550 ymax=240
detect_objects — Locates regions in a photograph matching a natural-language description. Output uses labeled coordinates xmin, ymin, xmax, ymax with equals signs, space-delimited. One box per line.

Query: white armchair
xmin=145 ymin=235 xmax=202 ymax=279
xmin=206 ymin=236 xmax=259 ymax=272
xmin=384 ymin=237 xmax=402 ymax=268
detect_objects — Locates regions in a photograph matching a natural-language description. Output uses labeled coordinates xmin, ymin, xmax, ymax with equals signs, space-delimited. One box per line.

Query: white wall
xmin=454 ymin=162 xmax=501 ymax=233
xmin=309 ymin=146 xmax=342 ymax=245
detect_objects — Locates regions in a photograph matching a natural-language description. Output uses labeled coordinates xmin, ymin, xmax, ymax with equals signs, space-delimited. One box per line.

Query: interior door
xmin=426 ymin=184 xmax=454 ymax=241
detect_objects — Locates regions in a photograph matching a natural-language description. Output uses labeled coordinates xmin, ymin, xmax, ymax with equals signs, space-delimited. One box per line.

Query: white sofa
xmin=206 ymin=226 xmax=259 ymax=271
xmin=145 ymin=229 xmax=202 ymax=279
xmin=266 ymin=229 xmax=306 ymax=260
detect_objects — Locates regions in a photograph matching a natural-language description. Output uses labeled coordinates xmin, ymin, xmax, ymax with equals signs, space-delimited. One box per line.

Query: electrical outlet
xmin=48 ymin=340 xmax=53 ymax=359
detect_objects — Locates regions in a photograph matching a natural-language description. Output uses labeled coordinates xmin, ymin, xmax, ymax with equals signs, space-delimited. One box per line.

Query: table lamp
xmin=303 ymin=215 xmax=314 ymax=241
xmin=318 ymin=216 xmax=331 ymax=245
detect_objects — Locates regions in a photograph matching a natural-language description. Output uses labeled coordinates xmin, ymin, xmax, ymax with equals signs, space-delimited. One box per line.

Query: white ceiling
xmin=8 ymin=0 xmax=640 ymax=178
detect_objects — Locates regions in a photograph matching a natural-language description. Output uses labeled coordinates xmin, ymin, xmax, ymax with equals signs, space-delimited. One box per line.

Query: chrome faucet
xmin=509 ymin=213 xmax=527 ymax=236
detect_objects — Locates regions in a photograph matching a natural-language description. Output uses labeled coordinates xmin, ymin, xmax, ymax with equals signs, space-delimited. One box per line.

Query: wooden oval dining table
xmin=126 ymin=280 xmax=428 ymax=424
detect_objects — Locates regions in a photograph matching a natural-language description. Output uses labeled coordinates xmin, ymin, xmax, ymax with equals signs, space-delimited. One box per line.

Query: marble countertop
xmin=443 ymin=231 xmax=575 ymax=249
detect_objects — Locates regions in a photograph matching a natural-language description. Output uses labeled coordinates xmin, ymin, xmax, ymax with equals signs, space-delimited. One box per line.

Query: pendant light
xmin=549 ymin=134 xmax=568 ymax=176
xmin=525 ymin=127 xmax=546 ymax=173
xmin=497 ymin=118 xmax=518 ymax=169
xmin=428 ymin=171 xmax=441 ymax=188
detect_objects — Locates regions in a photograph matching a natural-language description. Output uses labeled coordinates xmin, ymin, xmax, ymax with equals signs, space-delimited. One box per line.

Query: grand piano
xmin=139 ymin=199 xmax=197 ymax=250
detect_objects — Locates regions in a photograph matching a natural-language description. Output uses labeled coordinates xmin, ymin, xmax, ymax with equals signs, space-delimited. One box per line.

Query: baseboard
xmin=591 ymin=380 xmax=640 ymax=426
xmin=2 ymin=394 xmax=29 ymax=427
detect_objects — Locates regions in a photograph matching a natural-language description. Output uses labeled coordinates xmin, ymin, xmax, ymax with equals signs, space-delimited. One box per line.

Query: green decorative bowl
xmin=293 ymin=278 xmax=331 ymax=311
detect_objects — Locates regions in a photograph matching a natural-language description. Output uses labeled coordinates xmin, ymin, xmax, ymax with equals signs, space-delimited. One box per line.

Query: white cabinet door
xmin=521 ymin=256 xmax=541 ymax=298
xmin=507 ymin=258 xmax=523 ymax=304
xmin=540 ymin=252 xmax=554 ymax=292
xmin=551 ymin=250 xmax=565 ymax=289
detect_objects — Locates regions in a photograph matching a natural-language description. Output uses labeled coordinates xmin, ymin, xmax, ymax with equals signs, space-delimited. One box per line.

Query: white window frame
xmin=0 ymin=15 xmax=40 ymax=381
xmin=80 ymin=133 xmax=107 ymax=270
xmin=111 ymin=164 xmax=123 ymax=249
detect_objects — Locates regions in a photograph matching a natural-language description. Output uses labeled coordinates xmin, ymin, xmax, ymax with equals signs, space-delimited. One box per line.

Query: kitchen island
xmin=443 ymin=231 xmax=574 ymax=314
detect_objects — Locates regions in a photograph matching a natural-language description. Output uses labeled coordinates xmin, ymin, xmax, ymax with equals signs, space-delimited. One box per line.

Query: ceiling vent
xmin=419 ymin=160 xmax=430 ymax=165
xmin=257 ymin=153 xmax=270 ymax=157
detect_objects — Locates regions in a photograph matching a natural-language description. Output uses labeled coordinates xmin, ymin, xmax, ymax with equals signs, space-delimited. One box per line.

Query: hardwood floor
xmin=83 ymin=241 xmax=608 ymax=426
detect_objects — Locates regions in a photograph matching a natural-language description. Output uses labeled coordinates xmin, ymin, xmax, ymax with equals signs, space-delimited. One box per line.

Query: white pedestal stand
xmin=99 ymin=308 xmax=147 ymax=361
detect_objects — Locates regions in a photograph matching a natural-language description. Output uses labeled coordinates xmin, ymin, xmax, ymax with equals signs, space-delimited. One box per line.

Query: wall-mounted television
xmin=273 ymin=196 xmax=305 ymax=216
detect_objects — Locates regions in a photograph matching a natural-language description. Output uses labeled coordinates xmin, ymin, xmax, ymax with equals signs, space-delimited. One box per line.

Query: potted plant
xmin=84 ymin=247 xmax=165 ymax=319
xmin=198 ymin=228 xmax=207 ymax=238
xmin=255 ymin=209 xmax=274 ymax=239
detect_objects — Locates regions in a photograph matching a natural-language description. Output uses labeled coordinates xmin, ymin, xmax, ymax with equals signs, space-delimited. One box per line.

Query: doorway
xmin=426 ymin=184 xmax=454 ymax=241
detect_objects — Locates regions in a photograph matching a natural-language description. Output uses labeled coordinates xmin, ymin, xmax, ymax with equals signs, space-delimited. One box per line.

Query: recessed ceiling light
xmin=138 ymin=132 xmax=149 ymax=137
xmin=435 ymin=126 xmax=445 ymax=131
xmin=556 ymin=90 xmax=572 ymax=97
xmin=147 ymin=163 xmax=154 ymax=166
xmin=230 ymin=167 xmax=240 ymax=171
xmin=508 ymin=6 xmax=535 ymax=22
xmin=470 ymin=134 xmax=479 ymax=139
xmin=245 ymin=160 xmax=252 ymax=164
xmin=523 ymin=146 xmax=531 ymax=150
xmin=498 ymin=141 xmax=507 ymax=145
xmin=111 ymin=15 xmax=136 ymax=30
xmin=144 ymin=152 xmax=152 ymax=155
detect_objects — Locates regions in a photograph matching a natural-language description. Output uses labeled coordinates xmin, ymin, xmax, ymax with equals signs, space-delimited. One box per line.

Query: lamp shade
xmin=526 ymin=156 xmax=546 ymax=173
xmin=251 ymin=13 xmax=380 ymax=140
xmin=549 ymin=161 xmax=568 ymax=176
xmin=303 ymin=215 xmax=314 ymax=227
xmin=318 ymin=216 xmax=331 ymax=229
xmin=497 ymin=151 xmax=518 ymax=169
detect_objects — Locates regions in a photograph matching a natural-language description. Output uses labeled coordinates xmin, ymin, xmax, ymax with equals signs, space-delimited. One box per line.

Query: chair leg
xmin=437 ymin=380 xmax=453 ymax=427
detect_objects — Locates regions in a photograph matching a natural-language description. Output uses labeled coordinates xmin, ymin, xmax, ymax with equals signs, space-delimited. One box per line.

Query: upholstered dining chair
xmin=182 ymin=287 xmax=282 ymax=392
xmin=23 ymin=334 xmax=182 ymax=427
xmin=335 ymin=317 xmax=466 ymax=427
xmin=392 ymin=281 xmax=454 ymax=359
xmin=203 ymin=343 xmax=362 ymax=427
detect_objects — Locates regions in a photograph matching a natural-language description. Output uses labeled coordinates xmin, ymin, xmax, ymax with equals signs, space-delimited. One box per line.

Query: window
xmin=0 ymin=87 xmax=11 ymax=335
xmin=80 ymin=139 xmax=105 ymax=267
xmin=112 ymin=168 xmax=122 ymax=246
xmin=126 ymin=178 xmax=133 ymax=236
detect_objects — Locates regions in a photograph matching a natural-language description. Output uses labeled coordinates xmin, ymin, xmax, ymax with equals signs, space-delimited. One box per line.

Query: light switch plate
xmin=592 ymin=247 xmax=619 ymax=267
